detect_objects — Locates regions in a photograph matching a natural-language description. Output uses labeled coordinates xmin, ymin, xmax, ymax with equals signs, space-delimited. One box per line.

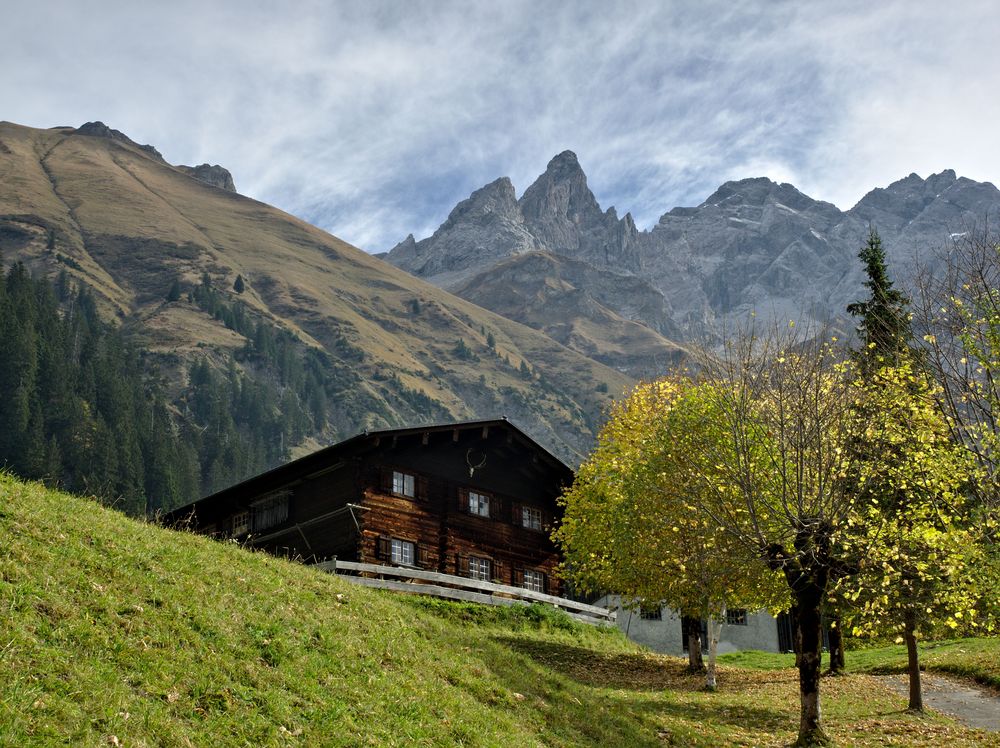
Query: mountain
xmin=0 ymin=121 xmax=632 ymax=500
xmin=388 ymin=152 xmax=680 ymax=377
xmin=387 ymin=155 xmax=1000 ymax=358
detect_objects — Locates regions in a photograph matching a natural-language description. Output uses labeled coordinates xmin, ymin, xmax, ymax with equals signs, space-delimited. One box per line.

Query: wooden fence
xmin=316 ymin=559 xmax=617 ymax=627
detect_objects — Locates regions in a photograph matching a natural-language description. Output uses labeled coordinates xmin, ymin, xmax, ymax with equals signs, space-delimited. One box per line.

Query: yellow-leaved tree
xmin=834 ymin=360 xmax=981 ymax=712
xmin=555 ymin=377 xmax=787 ymax=690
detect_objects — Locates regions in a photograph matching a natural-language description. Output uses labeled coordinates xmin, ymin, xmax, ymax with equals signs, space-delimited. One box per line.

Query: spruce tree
xmin=846 ymin=227 xmax=912 ymax=368
xmin=233 ymin=274 xmax=246 ymax=294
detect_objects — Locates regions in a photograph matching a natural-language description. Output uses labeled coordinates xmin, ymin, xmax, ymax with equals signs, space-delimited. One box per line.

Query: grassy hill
xmin=2 ymin=473 xmax=998 ymax=747
xmin=0 ymin=121 xmax=633 ymax=474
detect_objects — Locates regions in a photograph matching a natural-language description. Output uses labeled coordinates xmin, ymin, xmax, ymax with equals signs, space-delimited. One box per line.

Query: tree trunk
xmin=794 ymin=587 xmax=830 ymax=746
xmin=790 ymin=604 xmax=803 ymax=669
xmin=827 ymin=617 xmax=845 ymax=675
xmin=705 ymin=614 xmax=722 ymax=690
xmin=684 ymin=617 xmax=704 ymax=672
xmin=903 ymin=610 xmax=923 ymax=712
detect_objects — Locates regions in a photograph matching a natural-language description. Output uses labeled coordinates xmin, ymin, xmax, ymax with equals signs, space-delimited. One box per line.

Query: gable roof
xmin=162 ymin=417 xmax=572 ymax=523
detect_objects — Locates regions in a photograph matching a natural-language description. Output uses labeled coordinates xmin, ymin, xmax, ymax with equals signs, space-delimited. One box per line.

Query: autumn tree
xmin=555 ymin=378 xmax=786 ymax=688
xmin=686 ymin=330 xmax=870 ymax=746
xmin=911 ymin=225 xmax=1000 ymax=627
xmin=828 ymin=226 xmax=915 ymax=673
xmin=835 ymin=361 xmax=980 ymax=711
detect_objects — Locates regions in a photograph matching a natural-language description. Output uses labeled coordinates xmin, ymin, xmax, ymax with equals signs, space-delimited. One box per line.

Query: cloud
xmin=4 ymin=0 xmax=999 ymax=251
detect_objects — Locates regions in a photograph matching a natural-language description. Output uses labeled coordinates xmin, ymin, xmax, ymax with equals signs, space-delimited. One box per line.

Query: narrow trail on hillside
xmin=877 ymin=673 xmax=1000 ymax=732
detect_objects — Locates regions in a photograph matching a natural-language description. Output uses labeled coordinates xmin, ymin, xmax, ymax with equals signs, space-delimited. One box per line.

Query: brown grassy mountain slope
xmin=0 ymin=121 xmax=631 ymax=467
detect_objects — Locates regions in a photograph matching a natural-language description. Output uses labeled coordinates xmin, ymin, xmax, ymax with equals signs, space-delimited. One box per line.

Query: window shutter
xmin=416 ymin=475 xmax=429 ymax=501
xmin=493 ymin=559 xmax=505 ymax=584
xmin=417 ymin=544 xmax=430 ymax=569
xmin=541 ymin=573 xmax=548 ymax=595
xmin=514 ymin=567 xmax=524 ymax=587
xmin=380 ymin=467 xmax=392 ymax=494
xmin=511 ymin=503 xmax=521 ymax=526
xmin=456 ymin=554 xmax=467 ymax=577
xmin=457 ymin=487 xmax=468 ymax=513
xmin=377 ymin=536 xmax=392 ymax=562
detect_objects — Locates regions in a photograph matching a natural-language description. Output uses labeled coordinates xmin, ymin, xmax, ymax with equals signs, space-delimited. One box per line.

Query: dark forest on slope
xmin=0 ymin=259 xmax=365 ymax=515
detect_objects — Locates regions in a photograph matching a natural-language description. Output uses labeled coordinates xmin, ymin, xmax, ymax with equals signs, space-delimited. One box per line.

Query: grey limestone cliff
xmin=386 ymin=153 xmax=1000 ymax=363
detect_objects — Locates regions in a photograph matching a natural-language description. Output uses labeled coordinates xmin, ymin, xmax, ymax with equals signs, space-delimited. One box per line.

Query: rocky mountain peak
xmin=385 ymin=175 xmax=537 ymax=286
xmin=74 ymin=121 xmax=164 ymax=161
xmin=441 ymin=176 xmax=519 ymax=228
xmin=518 ymin=150 xmax=609 ymax=257
xmin=543 ymin=150 xmax=585 ymax=177
xmin=851 ymin=169 xmax=964 ymax=230
xmin=177 ymin=163 xmax=237 ymax=193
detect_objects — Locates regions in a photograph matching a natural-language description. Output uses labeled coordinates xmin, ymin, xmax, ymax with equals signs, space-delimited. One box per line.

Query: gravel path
xmin=878 ymin=673 xmax=1000 ymax=732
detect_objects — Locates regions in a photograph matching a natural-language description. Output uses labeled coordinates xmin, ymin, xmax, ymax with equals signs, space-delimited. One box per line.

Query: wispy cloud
xmin=5 ymin=0 xmax=998 ymax=251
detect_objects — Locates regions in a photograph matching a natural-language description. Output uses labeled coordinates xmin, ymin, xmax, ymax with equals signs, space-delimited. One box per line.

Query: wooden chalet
xmin=163 ymin=418 xmax=573 ymax=596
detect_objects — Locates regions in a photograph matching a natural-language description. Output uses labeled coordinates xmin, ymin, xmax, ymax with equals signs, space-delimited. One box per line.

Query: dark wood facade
xmin=163 ymin=419 xmax=573 ymax=595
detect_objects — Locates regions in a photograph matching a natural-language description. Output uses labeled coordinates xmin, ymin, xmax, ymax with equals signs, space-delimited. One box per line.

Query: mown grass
xmin=719 ymin=638 xmax=1000 ymax=690
xmin=2 ymin=473 xmax=998 ymax=747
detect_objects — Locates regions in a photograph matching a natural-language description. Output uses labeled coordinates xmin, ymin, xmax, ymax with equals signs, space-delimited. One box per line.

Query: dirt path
xmin=878 ymin=673 xmax=1000 ymax=732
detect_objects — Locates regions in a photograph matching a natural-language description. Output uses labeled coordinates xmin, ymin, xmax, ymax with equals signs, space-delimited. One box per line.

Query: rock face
xmin=386 ymin=151 xmax=641 ymax=288
xmin=73 ymin=123 xmax=236 ymax=193
xmin=385 ymin=151 xmax=663 ymax=370
xmin=387 ymin=154 xmax=1000 ymax=359
xmin=177 ymin=163 xmax=237 ymax=193
xmin=387 ymin=177 xmax=536 ymax=287
xmin=74 ymin=121 xmax=165 ymax=161
xmin=453 ymin=251 xmax=684 ymax=378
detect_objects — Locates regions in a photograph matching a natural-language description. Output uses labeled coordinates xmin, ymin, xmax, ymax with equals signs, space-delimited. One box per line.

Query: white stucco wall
xmin=595 ymin=595 xmax=781 ymax=655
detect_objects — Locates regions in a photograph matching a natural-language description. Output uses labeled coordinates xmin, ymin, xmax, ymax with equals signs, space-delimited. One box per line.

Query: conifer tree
xmin=847 ymin=227 xmax=912 ymax=368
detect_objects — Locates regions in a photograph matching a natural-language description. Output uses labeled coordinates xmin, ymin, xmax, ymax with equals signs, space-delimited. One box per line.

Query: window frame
xmin=726 ymin=608 xmax=749 ymax=626
xmin=522 ymin=569 xmax=545 ymax=593
xmin=230 ymin=510 xmax=250 ymax=536
xmin=392 ymin=470 xmax=415 ymax=498
xmin=468 ymin=490 xmax=491 ymax=518
xmin=468 ymin=556 xmax=491 ymax=581
xmin=521 ymin=505 xmax=543 ymax=530
xmin=390 ymin=538 xmax=416 ymax=566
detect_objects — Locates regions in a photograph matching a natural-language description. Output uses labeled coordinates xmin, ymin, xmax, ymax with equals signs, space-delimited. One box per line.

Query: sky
xmin=5 ymin=1 xmax=999 ymax=253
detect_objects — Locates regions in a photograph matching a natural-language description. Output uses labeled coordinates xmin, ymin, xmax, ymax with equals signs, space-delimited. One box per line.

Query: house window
xmin=468 ymin=490 xmax=490 ymax=517
xmin=521 ymin=506 xmax=543 ymax=530
xmin=523 ymin=569 xmax=545 ymax=593
xmin=469 ymin=556 xmax=491 ymax=581
xmin=640 ymin=606 xmax=662 ymax=620
xmin=230 ymin=511 xmax=250 ymax=536
xmin=726 ymin=609 xmax=748 ymax=626
xmin=391 ymin=539 xmax=415 ymax=566
xmin=251 ymin=493 xmax=289 ymax=532
xmin=392 ymin=470 xmax=415 ymax=497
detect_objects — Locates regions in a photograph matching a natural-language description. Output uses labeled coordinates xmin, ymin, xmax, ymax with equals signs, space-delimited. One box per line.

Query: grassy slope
xmin=720 ymin=639 xmax=1000 ymax=690
xmin=0 ymin=121 xmax=633 ymax=462
xmin=2 ymin=474 xmax=998 ymax=747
